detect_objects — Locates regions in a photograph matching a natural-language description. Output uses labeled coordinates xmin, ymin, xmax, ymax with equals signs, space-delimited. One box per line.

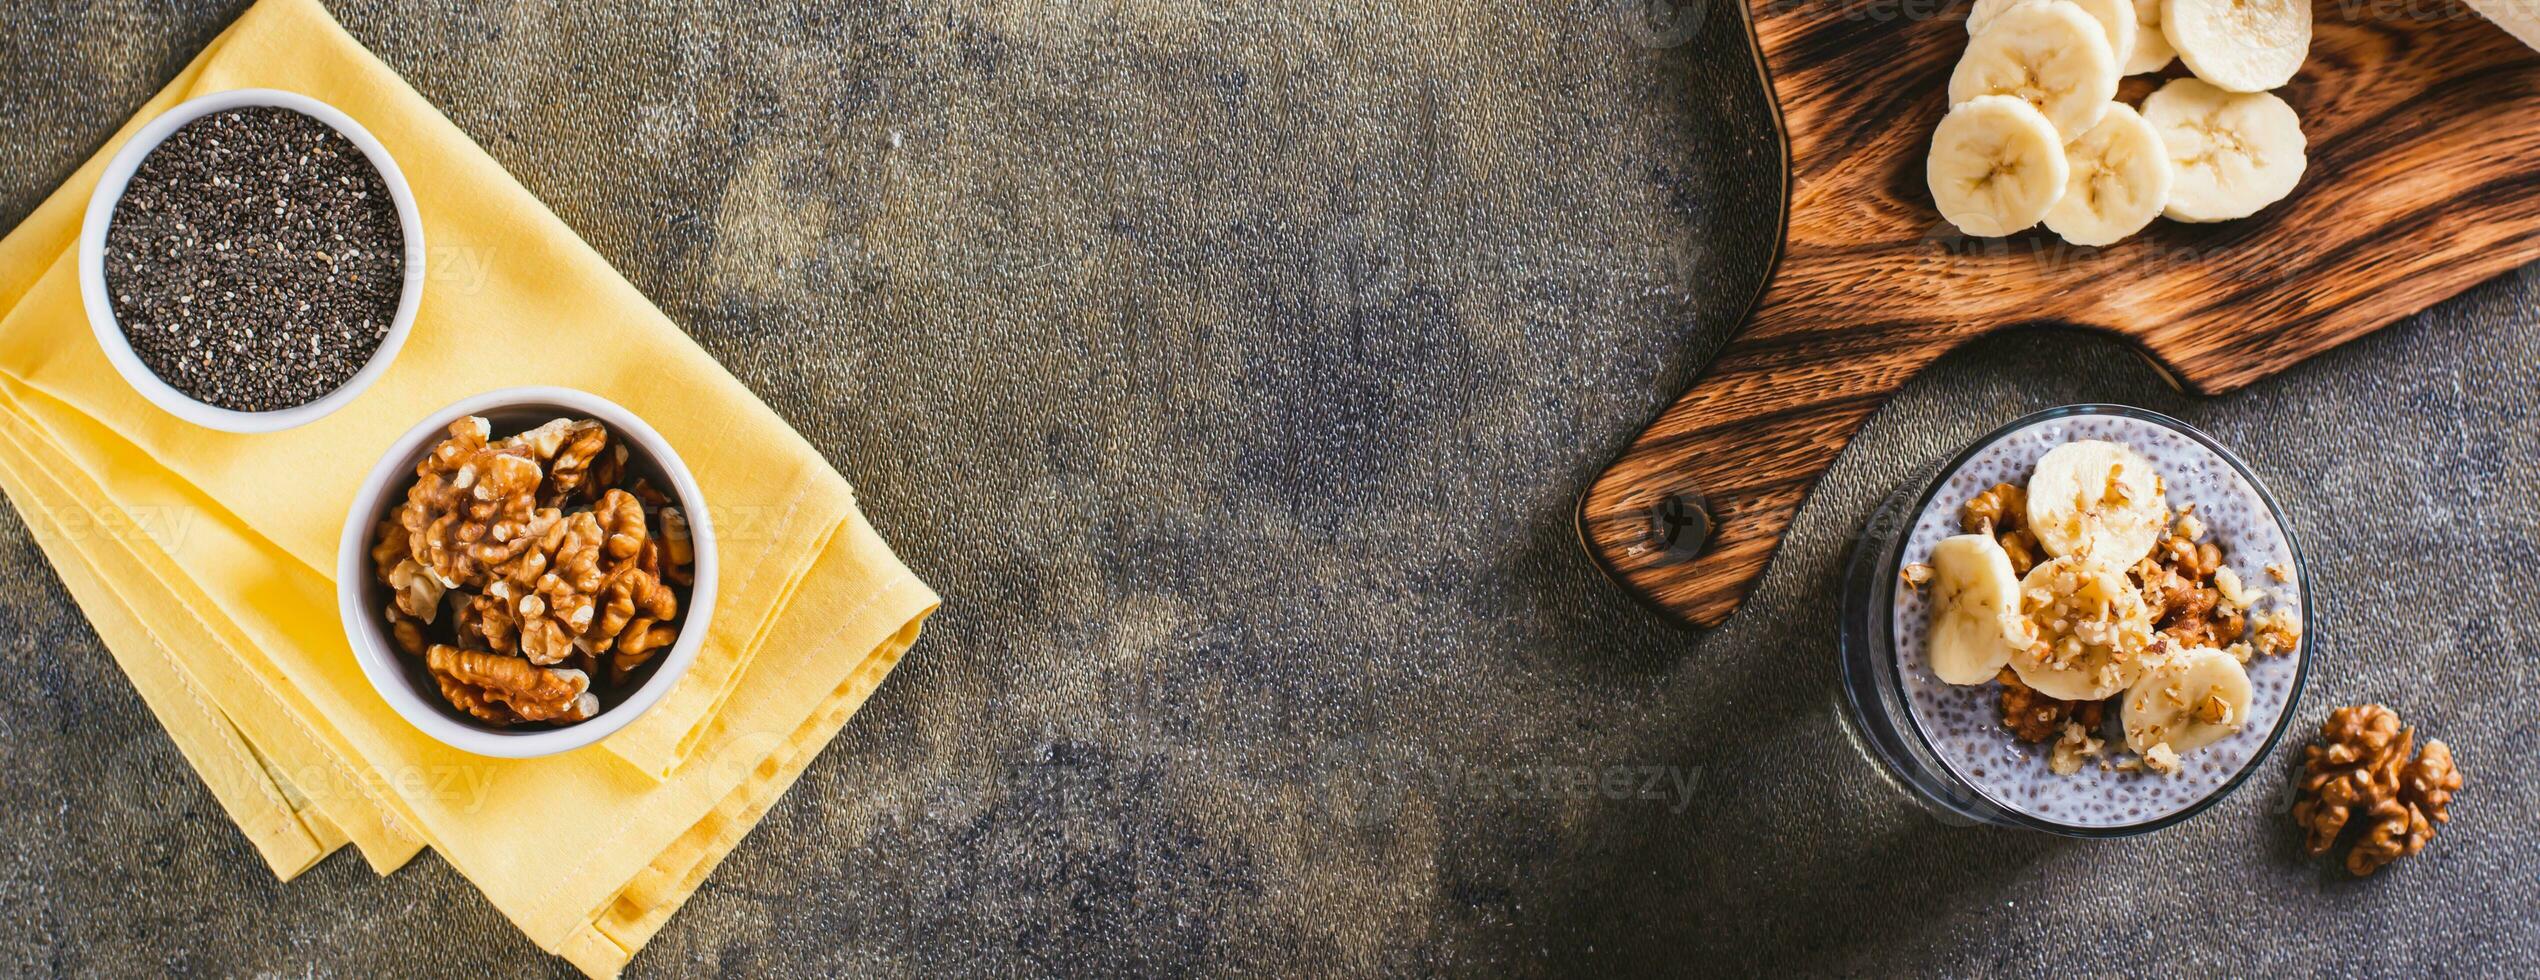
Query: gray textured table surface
xmin=3 ymin=1 xmax=2535 ymax=976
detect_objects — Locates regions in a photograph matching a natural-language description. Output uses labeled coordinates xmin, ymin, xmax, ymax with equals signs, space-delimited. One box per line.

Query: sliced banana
xmin=1927 ymin=95 xmax=2071 ymax=237
xmin=2126 ymin=0 xmax=2176 ymax=74
xmin=2123 ymin=645 xmax=2254 ymax=756
xmin=2163 ymin=0 xmax=2309 ymax=92
xmin=1926 ymin=534 xmax=2033 ymax=685
xmin=2044 ymin=103 xmax=2172 ymax=246
xmin=1970 ymin=0 xmax=2139 ymax=86
xmin=2024 ymin=440 xmax=2168 ymax=566
xmin=2008 ymin=556 xmax=2157 ymax=701
xmin=1964 ymin=0 xmax=2023 ymax=34
xmin=2141 ymin=78 xmax=2307 ymax=222
xmin=1949 ymin=0 xmax=2122 ymax=140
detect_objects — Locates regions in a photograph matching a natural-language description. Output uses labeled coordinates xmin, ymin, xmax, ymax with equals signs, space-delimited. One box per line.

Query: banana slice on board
xmin=2141 ymin=78 xmax=2306 ymax=223
xmin=2044 ymin=103 xmax=2173 ymax=246
xmin=1950 ymin=0 xmax=2121 ymax=140
xmin=2008 ymin=556 xmax=2157 ymax=701
xmin=2125 ymin=0 xmax=2177 ymax=74
xmin=2123 ymin=645 xmax=2254 ymax=756
xmin=1969 ymin=0 xmax=2139 ymax=85
xmin=2024 ymin=439 xmax=2169 ymax=565
xmin=1926 ymin=534 xmax=2033 ymax=685
xmin=1928 ymin=95 xmax=2070 ymax=238
xmin=2163 ymin=0 xmax=2310 ymax=92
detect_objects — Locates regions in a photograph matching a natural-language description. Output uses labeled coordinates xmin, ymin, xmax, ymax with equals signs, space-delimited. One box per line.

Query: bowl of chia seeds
xmin=78 ymin=88 xmax=423 ymax=433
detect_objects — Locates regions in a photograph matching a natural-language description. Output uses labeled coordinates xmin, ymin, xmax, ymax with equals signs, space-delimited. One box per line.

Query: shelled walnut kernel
xmin=2292 ymin=704 xmax=2462 ymax=876
xmin=1959 ymin=482 xmax=2041 ymax=576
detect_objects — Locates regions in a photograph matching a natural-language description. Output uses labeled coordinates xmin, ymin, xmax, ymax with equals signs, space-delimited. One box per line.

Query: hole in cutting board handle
xmin=1647 ymin=490 xmax=1715 ymax=564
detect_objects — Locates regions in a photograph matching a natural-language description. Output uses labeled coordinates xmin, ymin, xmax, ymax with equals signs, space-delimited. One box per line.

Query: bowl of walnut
xmin=336 ymin=387 xmax=717 ymax=757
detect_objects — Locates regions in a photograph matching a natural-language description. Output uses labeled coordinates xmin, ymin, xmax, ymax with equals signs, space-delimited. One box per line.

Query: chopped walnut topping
xmin=1901 ymin=562 xmax=1934 ymax=591
xmin=2141 ymin=742 xmax=2182 ymax=775
xmin=2133 ymin=517 xmax=2270 ymax=653
xmin=2213 ymin=565 xmax=2258 ymax=609
xmin=2266 ymin=562 xmax=2293 ymax=583
xmin=1997 ymin=667 xmax=2106 ymax=743
xmin=2013 ymin=556 xmax=2155 ymax=700
xmin=2252 ymin=607 xmax=2301 ymax=657
xmin=2193 ymin=691 xmax=2236 ymax=727
xmin=2173 ymin=506 xmax=2204 ymax=542
xmin=1960 ymin=482 xmax=2027 ymax=535
xmin=2049 ymin=722 xmax=2105 ymax=776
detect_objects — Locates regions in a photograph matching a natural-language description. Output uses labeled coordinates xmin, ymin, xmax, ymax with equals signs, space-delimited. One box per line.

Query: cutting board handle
xmin=1578 ymin=296 xmax=1963 ymax=628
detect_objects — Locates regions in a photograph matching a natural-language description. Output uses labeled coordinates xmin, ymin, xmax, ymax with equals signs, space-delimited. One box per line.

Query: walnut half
xmin=2292 ymin=705 xmax=2463 ymax=876
xmin=426 ymin=644 xmax=597 ymax=724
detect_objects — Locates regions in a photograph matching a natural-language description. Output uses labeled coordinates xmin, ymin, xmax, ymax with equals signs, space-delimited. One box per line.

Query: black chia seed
xmin=104 ymin=106 xmax=404 ymax=413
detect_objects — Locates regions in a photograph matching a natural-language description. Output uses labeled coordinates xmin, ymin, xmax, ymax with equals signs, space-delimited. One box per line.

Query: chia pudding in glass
xmin=1838 ymin=405 xmax=2310 ymax=836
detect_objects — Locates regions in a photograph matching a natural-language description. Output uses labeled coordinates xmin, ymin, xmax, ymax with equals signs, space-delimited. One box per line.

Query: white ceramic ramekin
xmin=337 ymin=388 xmax=718 ymax=758
xmin=79 ymin=88 xmax=425 ymax=433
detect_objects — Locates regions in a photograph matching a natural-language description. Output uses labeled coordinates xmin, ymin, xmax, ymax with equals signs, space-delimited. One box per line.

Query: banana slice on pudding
xmin=1950 ymin=0 xmax=2122 ymax=139
xmin=2008 ymin=555 xmax=2157 ymax=701
xmin=2123 ymin=644 xmax=2254 ymax=756
xmin=1926 ymin=533 xmax=2033 ymax=685
xmin=2024 ymin=439 xmax=2169 ymax=566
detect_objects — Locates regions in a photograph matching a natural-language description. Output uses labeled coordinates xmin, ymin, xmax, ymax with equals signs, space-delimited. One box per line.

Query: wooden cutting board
xmin=1579 ymin=0 xmax=2540 ymax=628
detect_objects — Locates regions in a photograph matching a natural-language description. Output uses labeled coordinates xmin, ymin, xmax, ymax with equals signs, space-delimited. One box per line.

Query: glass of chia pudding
xmin=1838 ymin=405 xmax=2310 ymax=835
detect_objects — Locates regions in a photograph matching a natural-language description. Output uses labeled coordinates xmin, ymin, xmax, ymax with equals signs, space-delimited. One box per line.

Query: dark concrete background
xmin=2 ymin=1 xmax=2534 ymax=975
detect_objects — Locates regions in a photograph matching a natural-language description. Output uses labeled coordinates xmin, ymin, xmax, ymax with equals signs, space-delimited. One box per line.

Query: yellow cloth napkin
xmin=0 ymin=0 xmax=939 ymax=975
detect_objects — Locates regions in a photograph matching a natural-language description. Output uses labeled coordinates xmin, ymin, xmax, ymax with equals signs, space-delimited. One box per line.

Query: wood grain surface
xmin=1580 ymin=0 xmax=2540 ymax=629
